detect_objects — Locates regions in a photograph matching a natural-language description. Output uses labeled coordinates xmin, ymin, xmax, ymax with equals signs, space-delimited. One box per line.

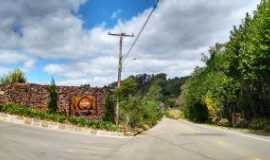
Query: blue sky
xmin=78 ymin=0 xmax=156 ymax=29
xmin=38 ymin=0 xmax=156 ymax=84
xmin=1 ymin=0 xmax=158 ymax=85
xmin=0 ymin=0 xmax=260 ymax=86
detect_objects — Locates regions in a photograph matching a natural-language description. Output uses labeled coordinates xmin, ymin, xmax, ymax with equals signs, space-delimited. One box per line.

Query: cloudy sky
xmin=0 ymin=0 xmax=260 ymax=86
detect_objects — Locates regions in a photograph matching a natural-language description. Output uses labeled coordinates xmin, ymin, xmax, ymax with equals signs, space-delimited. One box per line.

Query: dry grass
xmin=165 ymin=109 xmax=184 ymax=120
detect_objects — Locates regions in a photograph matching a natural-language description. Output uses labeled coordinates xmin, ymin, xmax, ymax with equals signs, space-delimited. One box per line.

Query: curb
xmin=0 ymin=112 xmax=131 ymax=138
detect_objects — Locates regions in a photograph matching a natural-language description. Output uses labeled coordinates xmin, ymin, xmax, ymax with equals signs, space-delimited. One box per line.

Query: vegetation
xmin=180 ymin=0 xmax=270 ymax=131
xmin=104 ymin=74 xmax=186 ymax=129
xmin=0 ymin=68 xmax=26 ymax=84
xmin=0 ymin=104 xmax=118 ymax=131
xmin=48 ymin=78 xmax=58 ymax=113
xmin=165 ymin=109 xmax=184 ymax=120
xmin=103 ymin=94 xmax=115 ymax=122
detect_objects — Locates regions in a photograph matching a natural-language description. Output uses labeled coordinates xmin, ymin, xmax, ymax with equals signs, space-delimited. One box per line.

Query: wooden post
xmin=108 ymin=32 xmax=134 ymax=125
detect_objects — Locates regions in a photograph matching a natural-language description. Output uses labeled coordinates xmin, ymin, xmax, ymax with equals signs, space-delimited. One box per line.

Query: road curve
xmin=0 ymin=118 xmax=270 ymax=160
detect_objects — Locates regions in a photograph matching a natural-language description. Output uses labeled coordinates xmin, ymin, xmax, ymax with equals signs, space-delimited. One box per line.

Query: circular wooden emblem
xmin=78 ymin=97 xmax=92 ymax=110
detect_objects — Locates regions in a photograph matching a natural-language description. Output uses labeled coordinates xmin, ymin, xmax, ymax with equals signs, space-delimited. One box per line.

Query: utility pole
xmin=108 ymin=32 xmax=134 ymax=125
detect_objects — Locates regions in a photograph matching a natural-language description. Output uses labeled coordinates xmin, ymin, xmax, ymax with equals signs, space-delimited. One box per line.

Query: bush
xmin=249 ymin=118 xmax=270 ymax=130
xmin=264 ymin=125 xmax=270 ymax=132
xmin=119 ymin=97 xmax=162 ymax=129
xmin=165 ymin=109 xmax=183 ymax=120
xmin=111 ymin=76 xmax=164 ymax=129
xmin=103 ymin=94 xmax=115 ymax=122
xmin=0 ymin=68 xmax=26 ymax=84
xmin=0 ymin=104 xmax=118 ymax=131
xmin=217 ymin=118 xmax=230 ymax=127
xmin=185 ymin=102 xmax=209 ymax=123
xmin=48 ymin=78 xmax=58 ymax=113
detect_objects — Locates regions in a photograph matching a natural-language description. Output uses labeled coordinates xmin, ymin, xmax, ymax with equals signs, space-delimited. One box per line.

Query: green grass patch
xmin=0 ymin=104 xmax=118 ymax=131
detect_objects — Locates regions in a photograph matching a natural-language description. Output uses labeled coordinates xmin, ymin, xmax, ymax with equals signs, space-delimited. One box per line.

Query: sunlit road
xmin=0 ymin=118 xmax=270 ymax=160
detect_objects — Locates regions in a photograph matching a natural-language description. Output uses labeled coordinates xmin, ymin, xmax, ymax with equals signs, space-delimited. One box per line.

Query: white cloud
xmin=23 ymin=59 xmax=36 ymax=70
xmin=111 ymin=9 xmax=122 ymax=19
xmin=0 ymin=0 xmax=260 ymax=86
xmin=0 ymin=49 xmax=28 ymax=64
xmin=44 ymin=64 xmax=67 ymax=75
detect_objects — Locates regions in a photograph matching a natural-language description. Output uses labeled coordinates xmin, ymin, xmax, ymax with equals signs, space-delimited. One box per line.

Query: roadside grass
xmin=182 ymin=116 xmax=270 ymax=136
xmin=200 ymin=122 xmax=270 ymax=136
xmin=0 ymin=104 xmax=118 ymax=132
xmin=172 ymin=107 xmax=270 ymax=136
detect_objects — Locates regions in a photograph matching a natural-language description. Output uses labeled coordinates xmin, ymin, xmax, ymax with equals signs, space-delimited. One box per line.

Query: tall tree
xmin=48 ymin=78 xmax=58 ymax=113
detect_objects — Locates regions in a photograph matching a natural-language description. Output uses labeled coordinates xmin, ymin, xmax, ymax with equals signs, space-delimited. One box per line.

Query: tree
xmin=237 ymin=0 xmax=270 ymax=119
xmin=112 ymin=75 xmax=163 ymax=128
xmin=48 ymin=78 xmax=58 ymax=113
xmin=103 ymin=93 xmax=115 ymax=122
xmin=0 ymin=68 xmax=26 ymax=84
xmin=180 ymin=0 xmax=270 ymax=127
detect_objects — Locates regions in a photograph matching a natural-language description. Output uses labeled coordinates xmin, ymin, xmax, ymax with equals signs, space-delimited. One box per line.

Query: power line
xmin=123 ymin=0 xmax=160 ymax=63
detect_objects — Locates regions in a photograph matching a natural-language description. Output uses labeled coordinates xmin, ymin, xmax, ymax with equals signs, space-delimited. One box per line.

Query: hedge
xmin=0 ymin=104 xmax=118 ymax=131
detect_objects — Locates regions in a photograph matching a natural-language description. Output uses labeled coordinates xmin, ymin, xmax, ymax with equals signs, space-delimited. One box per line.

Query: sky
xmin=0 ymin=0 xmax=260 ymax=87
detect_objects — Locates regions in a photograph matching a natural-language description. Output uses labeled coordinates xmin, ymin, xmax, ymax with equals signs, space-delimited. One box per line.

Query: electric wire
xmin=123 ymin=0 xmax=160 ymax=63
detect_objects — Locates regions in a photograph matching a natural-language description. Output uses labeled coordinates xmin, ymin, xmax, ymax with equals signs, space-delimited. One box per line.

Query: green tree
xmin=113 ymin=75 xmax=163 ymax=128
xmin=103 ymin=94 xmax=115 ymax=122
xmin=48 ymin=78 xmax=58 ymax=113
xmin=180 ymin=0 xmax=270 ymax=127
xmin=0 ymin=68 xmax=26 ymax=84
xmin=238 ymin=0 xmax=270 ymax=119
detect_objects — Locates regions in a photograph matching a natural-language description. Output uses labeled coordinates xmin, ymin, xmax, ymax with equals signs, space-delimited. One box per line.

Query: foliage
xmin=107 ymin=75 xmax=164 ymax=129
xmin=48 ymin=78 xmax=58 ymax=113
xmin=108 ymin=73 xmax=188 ymax=108
xmin=165 ymin=109 xmax=184 ymax=120
xmin=180 ymin=0 xmax=270 ymax=127
xmin=103 ymin=94 xmax=115 ymax=122
xmin=249 ymin=118 xmax=270 ymax=130
xmin=217 ymin=118 xmax=230 ymax=127
xmin=105 ymin=73 xmax=188 ymax=128
xmin=0 ymin=104 xmax=118 ymax=131
xmin=0 ymin=68 xmax=26 ymax=84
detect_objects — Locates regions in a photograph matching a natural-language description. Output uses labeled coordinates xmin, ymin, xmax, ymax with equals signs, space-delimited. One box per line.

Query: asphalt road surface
xmin=0 ymin=118 xmax=270 ymax=160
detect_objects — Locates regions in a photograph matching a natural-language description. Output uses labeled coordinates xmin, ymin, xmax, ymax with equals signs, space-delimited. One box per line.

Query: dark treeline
xmin=180 ymin=0 xmax=270 ymax=130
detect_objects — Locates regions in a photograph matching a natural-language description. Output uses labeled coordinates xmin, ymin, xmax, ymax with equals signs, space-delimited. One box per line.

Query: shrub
xmin=165 ymin=109 xmax=183 ymax=120
xmin=141 ymin=99 xmax=163 ymax=126
xmin=217 ymin=118 xmax=230 ymax=127
xmin=203 ymin=95 xmax=218 ymax=121
xmin=264 ymin=125 xmax=270 ymax=132
xmin=119 ymin=96 xmax=162 ymax=129
xmin=249 ymin=118 xmax=270 ymax=130
xmin=0 ymin=68 xmax=26 ymax=84
xmin=0 ymin=104 xmax=118 ymax=131
xmin=48 ymin=78 xmax=58 ymax=113
xmin=186 ymin=102 xmax=209 ymax=123
xmin=103 ymin=94 xmax=115 ymax=122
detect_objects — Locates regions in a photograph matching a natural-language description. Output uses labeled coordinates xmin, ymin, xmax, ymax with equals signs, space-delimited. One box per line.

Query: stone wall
xmin=0 ymin=83 xmax=106 ymax=120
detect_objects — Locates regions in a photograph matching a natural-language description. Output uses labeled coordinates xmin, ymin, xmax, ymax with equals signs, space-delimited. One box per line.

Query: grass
xmin=165 ymin=109 xmax=184 ymax=120
xmin=0 ymin=104 xmax=118 ymax=131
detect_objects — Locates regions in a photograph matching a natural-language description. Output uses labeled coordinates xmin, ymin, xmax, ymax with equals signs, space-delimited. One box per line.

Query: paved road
xmin=0 ymin=118 xmax=270 ymax=160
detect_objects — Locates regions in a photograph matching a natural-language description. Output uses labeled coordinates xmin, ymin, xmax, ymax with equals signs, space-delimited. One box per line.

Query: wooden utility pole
xmin=108 ymin=32 xmax=134 ymax=125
